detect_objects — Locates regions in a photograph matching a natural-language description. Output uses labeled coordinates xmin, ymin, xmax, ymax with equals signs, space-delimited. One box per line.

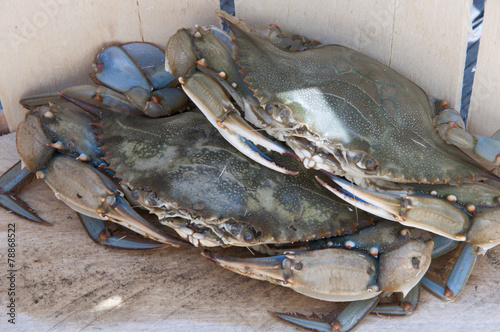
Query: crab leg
xmin=318 ymin=175 xmax=469 ymax=240
xmin=78 ymin=213 xmax=166 ymax=249
xmin=203 ymin=248 xmax=382 ymax=302
xmin=370 ymin=284 xmax=420 ymax=315
xmin=274 ymin=285 xmax=418 ymax=331
xmin=320 ymin=173 xmax=500 ymax=252
xmin=202 ymin=227 xmax=432 ymax=331
xmin=0 ymin=161 xmax=49 ymax=224
xmin=421 ymin=241 xmax=477 ymax=301
xmin=22 ymin=42 xmax=188 ymax=118
xmin=166 ymin=27 xmax=299 ymax=175
xmin=181 ymin=72 xmax=298 ymax=175
xmin=203 ymin=238 xmax=432 ymax=300
xmin=39 ymin=155 xmax=187 ymax=247
xmin=435 ymin=105 xmax=500 ymax=166
xmin=272 ymin=297 xmax=379 ymax=332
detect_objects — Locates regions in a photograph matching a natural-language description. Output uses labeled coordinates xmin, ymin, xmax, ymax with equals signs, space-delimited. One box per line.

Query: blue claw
xmin=90 ymin=43 xmax=188 ymax=117
xmin=93 ymin=43 xmax=176 ymax=93
xmin=0 ymin=161 xmax=50 ymax=225
xmin=78 ymin=213 xmax=165 ymax=249
xmin=121 ymin=42 xmax=176 ymax=89
xmin=94 ymin=45 xmax=151 ymax=92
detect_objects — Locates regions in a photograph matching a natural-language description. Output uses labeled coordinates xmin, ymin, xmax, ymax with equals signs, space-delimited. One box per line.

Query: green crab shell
xmin=221 ymin=14 xmax=492 ymax=184
xmin=98 ymin=111 xmax=373 ymax=247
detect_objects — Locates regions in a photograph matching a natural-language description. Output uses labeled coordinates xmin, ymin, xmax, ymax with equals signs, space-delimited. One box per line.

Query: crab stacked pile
xmin=1 ymin=10 xmax=499 ymax=331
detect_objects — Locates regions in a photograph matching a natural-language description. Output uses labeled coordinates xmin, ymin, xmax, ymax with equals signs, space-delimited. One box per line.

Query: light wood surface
xmin=467 ymin=0 xmax=500 ymax=136
xmin=236 ymin=0 xmax=471 ymax=113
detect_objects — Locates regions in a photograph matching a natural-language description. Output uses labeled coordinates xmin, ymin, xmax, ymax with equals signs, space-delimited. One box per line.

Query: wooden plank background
xmin=0 ymin=0 xmax=221 ymax=132
xmin=468 ymin=0 xmax=500 ymax=137
xmin=1 ymin=0 xmax=500 ymax=331
xmin=0 ymin=0 xmax=482 ymax=131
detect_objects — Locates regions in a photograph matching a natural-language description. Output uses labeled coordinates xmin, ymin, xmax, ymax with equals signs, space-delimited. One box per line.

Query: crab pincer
xmin=166 ymin=26 xmax=299 ymax=176
xmin=203 ymin=221 xmax=434 ymax=331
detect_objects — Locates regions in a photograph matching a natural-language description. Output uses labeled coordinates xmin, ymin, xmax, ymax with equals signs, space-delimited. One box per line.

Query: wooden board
xmin=467 ymin=0 xmax=500 ymax=137
xmin=1 ymin=132 xmax=500 ymax=331
xmin=0 ymin=0 xmax=474 ymax=132
xmin=236 ymin=0 xmax=470 ymax=111
xmin=0 ymin=0 xmax=220 ymax=132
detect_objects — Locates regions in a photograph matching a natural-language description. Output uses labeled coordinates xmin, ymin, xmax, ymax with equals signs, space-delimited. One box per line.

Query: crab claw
xmin=166 ymin=27 xmax=299 ymax=175
xmin=0 ymin=161 xmax=50 ymax=225
xmin=78 ymin=213 xmax=167 ymax=249
xmin=271 ymin=279 xmax=419 ymax=331
xmin=319 ymin=173 xmax=500 ymax=251
xmin=181 ymin=72 xmax=298 ymax=175
xmin=22 ymin=42 xmax=188 ymax=119
xmin=203 ymin=235 xmax=432 ymax=302
xmin=92 ymin=43 xmax=188 ymax=118
xmin=93 ymin=42 xmax=175 ymax=92
xmin=203 ymin=235 xmax=431 ymax=331
xmin=203 ymin=248 xmax=382 ymax=302
xmin=40 ymin=155 xmax=187 ymax=247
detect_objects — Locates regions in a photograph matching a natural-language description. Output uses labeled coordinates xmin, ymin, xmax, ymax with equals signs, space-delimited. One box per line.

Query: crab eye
xmin=265 ymin=104 xmax=275 ymax=113
xmin=348 ymin=151 xmax=378 ymax=172
xmin=243 ymin=230 xmax=255 ymax=242
xmin=347 ymin=151 xmax=361 ymax=163
xmin=131 ymin=189 xmax=139 ymax=199
xmin=223 ymin=220 xmax=262 ymax=243
xmin=265 ymin=104 xmax=282 ymax=117
xmin=241 ymin=225 xmax=262 ymax=243
xmin=357 ymin=155 xmax=378 ymax=172
xmin=364 ymin=158 xmax=377 ymax=170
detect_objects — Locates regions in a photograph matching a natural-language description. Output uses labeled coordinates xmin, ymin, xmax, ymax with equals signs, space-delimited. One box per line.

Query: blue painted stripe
xmin=219 ymin=0 xmax=235 ymax=32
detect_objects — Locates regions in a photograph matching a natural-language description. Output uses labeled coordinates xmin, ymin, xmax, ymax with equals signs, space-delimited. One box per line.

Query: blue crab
xmin=0 ymin=41 xmax=444 ymax=331
xmin=164 ymin=10 xmax=500 ymax=256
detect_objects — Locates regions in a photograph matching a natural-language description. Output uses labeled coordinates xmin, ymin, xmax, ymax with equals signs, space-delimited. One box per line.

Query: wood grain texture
xmin=235 ymin=0 xmax=395 ymax=63
xmin=467 ymin=0 xmax=500 ymax=137
xmin=1 ymin=132 xmax=500 ymax=331
xmin=390 ymin=0 xmax=471 ymax=108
